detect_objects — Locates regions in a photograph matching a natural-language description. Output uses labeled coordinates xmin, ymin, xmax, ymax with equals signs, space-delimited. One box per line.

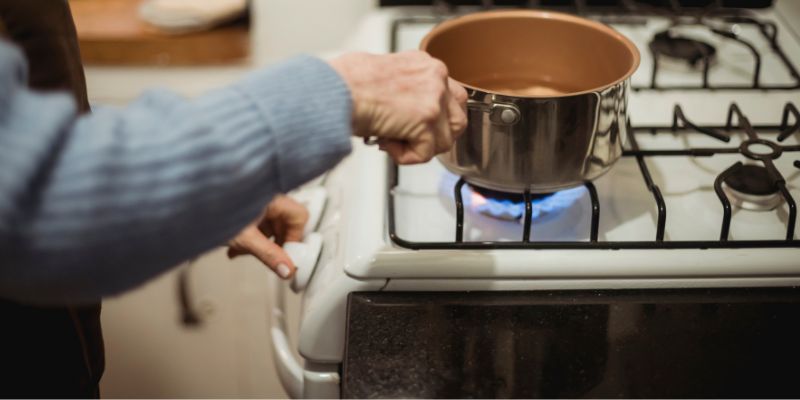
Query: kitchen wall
xmin=254 ymin=0 xmax=376 ymax=63
xmin=95 ymin=0 xmax=373 ymax=397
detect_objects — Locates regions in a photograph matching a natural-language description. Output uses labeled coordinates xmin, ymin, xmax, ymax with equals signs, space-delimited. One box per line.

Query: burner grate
xmin=387 ymin=102 xmax=800 ymax=249
xmin=643 ymin=17 xmax=800 ymax=91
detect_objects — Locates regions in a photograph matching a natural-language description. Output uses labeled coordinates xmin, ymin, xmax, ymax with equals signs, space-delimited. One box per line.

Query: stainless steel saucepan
xmin=421 ymin=10 xmax=640 ymax=193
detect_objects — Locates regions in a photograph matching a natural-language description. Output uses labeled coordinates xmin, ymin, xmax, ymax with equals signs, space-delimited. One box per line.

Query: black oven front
xmin=343 ymin=288 xmax=800 ymax=398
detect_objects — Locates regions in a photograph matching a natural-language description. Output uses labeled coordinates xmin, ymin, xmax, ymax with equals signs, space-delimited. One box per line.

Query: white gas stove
xmin=271 ymin=1 xmax=800 ymax=398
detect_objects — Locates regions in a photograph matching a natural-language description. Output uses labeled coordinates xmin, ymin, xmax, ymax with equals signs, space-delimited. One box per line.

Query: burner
xmin=468 ymin=184 xmax=553 ymax=204
xmin=439 ymin=172 xmax=586 ymax=222
xmin=650 ymin=30 xmax=717 ymax=67
xmin=722 ymin=164 xmax=782 ymax=211
xmin=466 ymin=184 xmax=557 ymax=221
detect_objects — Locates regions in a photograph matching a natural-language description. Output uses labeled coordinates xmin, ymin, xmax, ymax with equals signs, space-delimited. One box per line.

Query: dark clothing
xmin=0 ymin=301 xmax=103 ymax=398
xmin=0 ymin=0 xmax=103 ymax=397
xmin=0 ymin=0 xmax=89 ymax=111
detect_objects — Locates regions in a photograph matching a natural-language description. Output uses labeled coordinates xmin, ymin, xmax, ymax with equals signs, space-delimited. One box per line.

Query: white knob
xmin=283 ymin=232 xmax=323 ymax=293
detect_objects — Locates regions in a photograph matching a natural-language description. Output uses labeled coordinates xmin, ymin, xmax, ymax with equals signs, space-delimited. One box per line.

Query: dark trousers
xmin=0 ymin=0 xmax=104 ymax=397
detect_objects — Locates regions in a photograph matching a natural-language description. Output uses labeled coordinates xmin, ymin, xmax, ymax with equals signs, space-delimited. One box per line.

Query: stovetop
xmin=391 ymin=103 xmax=800 ymax=247
xmin=286 ymin=1 xmax=800 ymax=302
xmin=384 ymin=1 xmax=800 ymax=250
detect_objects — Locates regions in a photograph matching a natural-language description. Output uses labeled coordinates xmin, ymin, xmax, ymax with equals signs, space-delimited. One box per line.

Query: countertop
xmin=84 ymin=0 xmax=373 ymax=104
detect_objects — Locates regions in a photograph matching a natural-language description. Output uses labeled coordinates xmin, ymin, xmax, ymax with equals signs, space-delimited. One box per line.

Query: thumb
xmin=235 ymin=229 xmax=296 ymax=280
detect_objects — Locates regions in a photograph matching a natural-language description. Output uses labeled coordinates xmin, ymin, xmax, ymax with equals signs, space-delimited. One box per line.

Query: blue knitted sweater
xmin=0 ymin=40 xmax=353 ymax=304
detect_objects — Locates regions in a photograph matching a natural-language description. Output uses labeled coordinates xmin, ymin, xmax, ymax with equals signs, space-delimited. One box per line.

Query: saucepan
xmin=421 ymin=10 xmax=640 ymax=193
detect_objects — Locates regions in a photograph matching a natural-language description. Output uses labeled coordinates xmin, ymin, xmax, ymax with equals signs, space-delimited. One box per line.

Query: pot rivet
xmin=500 ymin=108 xmax=518 ymax=124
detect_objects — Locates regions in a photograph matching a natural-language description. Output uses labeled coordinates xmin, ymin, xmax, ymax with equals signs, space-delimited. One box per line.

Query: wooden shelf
xmin=70 ymin=0 xmax=250 ymax=66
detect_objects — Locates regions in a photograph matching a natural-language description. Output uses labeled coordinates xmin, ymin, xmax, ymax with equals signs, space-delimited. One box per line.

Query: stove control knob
xmin=289 ymin=187 xmax=327 ymax=236
xmin=283 ymin=232 xmax=323 ymax=293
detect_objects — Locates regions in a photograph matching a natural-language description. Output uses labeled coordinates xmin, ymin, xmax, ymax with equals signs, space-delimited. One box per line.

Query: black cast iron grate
xmin=643 ymin=16 xmax=800 ymax=91
xmin=387 ymin=102 xmax=800 ymax=249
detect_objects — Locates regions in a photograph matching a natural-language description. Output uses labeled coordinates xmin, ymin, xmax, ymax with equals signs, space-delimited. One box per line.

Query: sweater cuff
xmin=236 ymin=55 xmax=353 ymax=192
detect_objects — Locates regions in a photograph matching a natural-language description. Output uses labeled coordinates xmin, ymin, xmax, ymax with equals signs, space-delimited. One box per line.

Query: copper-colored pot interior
xmin=421 ymin=11 xmax=640 ymax=97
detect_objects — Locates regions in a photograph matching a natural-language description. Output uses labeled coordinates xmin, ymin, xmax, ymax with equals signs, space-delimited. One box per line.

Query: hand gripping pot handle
xmin=467 ymin=99 xmax=521 ymax=125
xmin=362 ymin=99 xmax=521 ymax=145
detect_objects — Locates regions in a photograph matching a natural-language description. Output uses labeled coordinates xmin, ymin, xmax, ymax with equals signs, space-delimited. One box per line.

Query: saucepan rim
xmin=419 ymin=9 xmax=641 ymax=99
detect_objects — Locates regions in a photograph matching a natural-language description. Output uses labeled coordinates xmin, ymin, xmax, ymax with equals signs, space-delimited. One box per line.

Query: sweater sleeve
xmin=0 ymin=41 xmax=352 ymax=305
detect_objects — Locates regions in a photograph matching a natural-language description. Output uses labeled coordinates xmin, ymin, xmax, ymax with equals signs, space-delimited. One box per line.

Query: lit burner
xmin=440 ymin=173 xmax=585 ymax=222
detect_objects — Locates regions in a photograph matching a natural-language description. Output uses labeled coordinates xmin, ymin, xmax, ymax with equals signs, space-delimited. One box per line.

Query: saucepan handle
xmin=467 ymin=99 xmax=521 ymax=125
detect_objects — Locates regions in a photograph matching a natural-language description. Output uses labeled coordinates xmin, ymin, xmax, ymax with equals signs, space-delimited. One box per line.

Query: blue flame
xmin=474 ymin=188 xmax=584 ymax=220
xmin=441 ymin=172 xmax=585 ymax=221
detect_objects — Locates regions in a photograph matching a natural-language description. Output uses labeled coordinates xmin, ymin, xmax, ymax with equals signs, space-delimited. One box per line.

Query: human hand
xmin=328 ymin=51 xmax=468 ymax=164
xmin=227 ymin=195 xmax=309 ymax=279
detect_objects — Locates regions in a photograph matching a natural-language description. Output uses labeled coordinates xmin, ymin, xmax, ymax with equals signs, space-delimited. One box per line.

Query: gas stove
xmin=269 ymin=1 xmax=800 ymax=398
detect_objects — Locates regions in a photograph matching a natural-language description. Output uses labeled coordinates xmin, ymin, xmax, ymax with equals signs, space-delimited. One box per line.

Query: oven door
xmin=343 ymin=288 xmax=800 ymax=398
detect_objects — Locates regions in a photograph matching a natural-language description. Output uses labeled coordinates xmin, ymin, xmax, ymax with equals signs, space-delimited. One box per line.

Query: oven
xmin=268 ymin=0 xmax=800 ymax=397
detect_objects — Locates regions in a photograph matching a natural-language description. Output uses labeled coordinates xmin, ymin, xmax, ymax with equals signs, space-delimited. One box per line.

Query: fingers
xmin=432 ymin=86 xmax=454 ymax=154
xmin=447 ymin=77 xmax=468 ymax=137
xmin=407 ymin=60 xmax=464 ymax=163
xmin=226 ymin=195 xmax=310 ymax=280
xmin=387 ymin=59 xmax=457 ymax=165
xmin=264 ymin=195 xmax=308 ymax=244
xmin=338 ymin=50 xmax=467 ymax=165
xmin=426 ymin=59 xmax=453 ymax=155
xmin=228 ymin=226 xmax=296 ymax=279
xmin=427 ymin=59 xmax=454 ymax=155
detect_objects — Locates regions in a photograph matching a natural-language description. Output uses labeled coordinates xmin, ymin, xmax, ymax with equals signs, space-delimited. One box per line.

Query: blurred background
xmin=68 ymin=0 xmax=372 ymax=397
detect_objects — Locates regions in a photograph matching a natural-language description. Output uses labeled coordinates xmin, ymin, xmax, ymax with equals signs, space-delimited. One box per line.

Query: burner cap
xmin=723 ymin=164 xmax=778 ymax=196
xmin=650 ymin=30 xmax=717 ymax=67
xmin=468 ymin=184 xmax=554 ymax=203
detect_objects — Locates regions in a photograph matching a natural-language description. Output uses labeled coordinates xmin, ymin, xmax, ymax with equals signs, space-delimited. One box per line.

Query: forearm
xmin=0 ymin=46 xmax=352 ymax=304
